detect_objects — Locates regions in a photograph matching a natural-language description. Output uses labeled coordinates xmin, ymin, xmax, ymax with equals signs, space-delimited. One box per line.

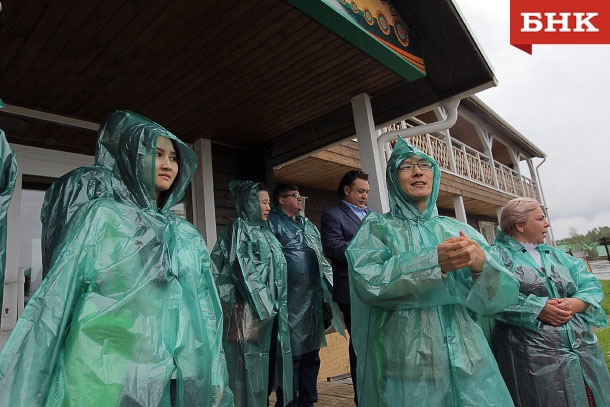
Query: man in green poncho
xmin=211 ymin=180 xmax=293 ymax=407
xmin=346 ymin=138 xmax=519 ymax=406
xmin=0 ymin=115 xmax=232 ymax=406
xmin=0 ymin=127 xmax=18 ymax=308
xmin=266 ymin=184 xmax=344 ymax=407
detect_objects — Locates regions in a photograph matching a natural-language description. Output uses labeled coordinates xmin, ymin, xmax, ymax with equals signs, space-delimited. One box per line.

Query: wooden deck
xmin=268 ymin=379 xmax=356 ymax=407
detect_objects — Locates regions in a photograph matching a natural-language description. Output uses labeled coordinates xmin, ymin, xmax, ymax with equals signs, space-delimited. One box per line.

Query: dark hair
xmin=156 ymin=136 xmax=180 ymax=209
xmin=337 ymin=170 xmax=369 ymax=199
xmin=273 ymin=183 xmax=300 ymax=206
xmin=258 ymin=182 xmax=269 ymax=193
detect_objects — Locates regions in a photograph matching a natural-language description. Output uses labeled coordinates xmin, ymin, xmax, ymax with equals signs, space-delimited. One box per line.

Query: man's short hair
xmin=337 ymin=170 xmax=369 ymax=200
xmin=273 ymin=183 xmax=300 ymax=206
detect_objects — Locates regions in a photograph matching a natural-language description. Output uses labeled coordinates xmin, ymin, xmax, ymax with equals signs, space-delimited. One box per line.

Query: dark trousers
xmin=276 ymin=349 xmax=320 ymax=407
xmin=339 ymin=302 xmax=358 ymax=406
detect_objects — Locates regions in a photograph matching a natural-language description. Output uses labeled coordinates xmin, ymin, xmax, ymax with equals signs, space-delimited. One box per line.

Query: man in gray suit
xmin=320 ymin=170 xmax=370 ymax=406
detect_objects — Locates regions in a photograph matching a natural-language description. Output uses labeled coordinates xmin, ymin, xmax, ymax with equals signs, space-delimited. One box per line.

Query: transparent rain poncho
xmin=0 ymin=128 xmax=18 ymax=306
xmin=266 ymin=206 xmax=345 ymax=358
xmin=40 ymin=110 xmax=151 ymax=274
xmin=211 ymin=180 xmax=293 ymax=406
xmin=491 ymin=230 xmax=610 ymax=406
xmin=0 ymin=118 xmax=232 ymax=406
xmin=346 ymin=138 xmax=519 ymax=406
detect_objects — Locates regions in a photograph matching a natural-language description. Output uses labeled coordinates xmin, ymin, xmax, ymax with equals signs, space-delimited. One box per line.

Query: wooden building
xmin=0 ymin=0 xmax=547 ymax=356
xmin=277 ymin=95 xmax=547 ymax=246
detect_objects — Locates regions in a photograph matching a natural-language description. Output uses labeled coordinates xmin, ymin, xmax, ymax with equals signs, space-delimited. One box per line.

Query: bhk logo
xmin=510 ymin=0 xmax=610 ymax=54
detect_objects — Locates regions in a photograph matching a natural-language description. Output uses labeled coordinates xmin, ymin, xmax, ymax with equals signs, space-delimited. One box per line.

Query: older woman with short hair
xmin=491 ymin=197 xmax=610 ymax=407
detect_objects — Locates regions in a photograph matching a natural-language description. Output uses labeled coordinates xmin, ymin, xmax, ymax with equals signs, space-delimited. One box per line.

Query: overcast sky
xmin=451 ymin=0 xmax=610 ymax=241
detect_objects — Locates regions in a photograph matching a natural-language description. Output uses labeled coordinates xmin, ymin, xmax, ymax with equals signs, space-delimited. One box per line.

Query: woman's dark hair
xmin=156 ymin=136 xmax=180 ymax=209
xmin=337 ymin=170 xmax=369 ymax=199
xmin=273 ymin=183 xmax=299 ymax=206
xmin=258 ymin=182 xmax=269 ymax=193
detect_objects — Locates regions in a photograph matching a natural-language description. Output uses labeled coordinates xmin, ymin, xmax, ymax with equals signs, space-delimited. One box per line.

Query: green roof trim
xmin=286 ymin=0 xmax=426 ymax=81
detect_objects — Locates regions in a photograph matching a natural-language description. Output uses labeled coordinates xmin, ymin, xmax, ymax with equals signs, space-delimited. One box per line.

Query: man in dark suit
xmin=320 ymin=170 xmax=370 ymax=406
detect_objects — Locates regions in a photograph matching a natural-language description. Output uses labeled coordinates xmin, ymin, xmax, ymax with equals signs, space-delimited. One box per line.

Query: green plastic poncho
xmin=345 ymin=138 xmax=519 ymax=407
xmin=40 ymin=110 xmax=150 ymax=274
xmin=491 ymin=230 xmax=610 ymax=406
xmin=0 ymin=118 xmax=232 ymax=406
xmin=266 ymin=207 xmax=345 ymax=358
xmin=211 ymin=180 xmax=293 ymax=407
xmin=0 ymin=128 xmax=18 ymax=306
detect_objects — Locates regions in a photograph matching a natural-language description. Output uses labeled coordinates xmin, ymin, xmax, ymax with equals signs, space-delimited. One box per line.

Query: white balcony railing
xmin=381 ymin=127 xmax=540 ymax=200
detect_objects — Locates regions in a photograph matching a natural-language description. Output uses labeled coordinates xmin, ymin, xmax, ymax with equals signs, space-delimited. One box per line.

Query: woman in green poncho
xmin=0 ymin=116 xmax=232 ymax=406
xmin=491 ymin=197 xmax=610 ymax=406
xmin=40 ymin=110 xmax=146 ymax=275
xmin=346 ymin=138 xmax=519 ymax=406
xmin=211 ymin=180 xmax=292 ymax=407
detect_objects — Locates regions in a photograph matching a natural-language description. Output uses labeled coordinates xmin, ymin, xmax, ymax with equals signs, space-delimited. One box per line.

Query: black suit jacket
xmin=320 ymin=201 xmax=370 ymax=304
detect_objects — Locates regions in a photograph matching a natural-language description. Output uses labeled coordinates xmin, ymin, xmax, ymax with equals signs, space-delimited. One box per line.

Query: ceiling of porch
xmin=0 ymin=0 xmax=495 ymax=166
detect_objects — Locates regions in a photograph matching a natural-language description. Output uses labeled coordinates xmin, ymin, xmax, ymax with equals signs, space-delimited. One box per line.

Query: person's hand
xmin=554 ymin=297 xmax=588 ymax=314
xmin=438 ymin=231 xmax=485 ymax=274
xmin=537 ymin=299 xmax=573 ymax=326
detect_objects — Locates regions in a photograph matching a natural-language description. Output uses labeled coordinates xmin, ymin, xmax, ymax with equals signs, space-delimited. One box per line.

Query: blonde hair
xmin=500 ymin=197 xmax=544 ymax=236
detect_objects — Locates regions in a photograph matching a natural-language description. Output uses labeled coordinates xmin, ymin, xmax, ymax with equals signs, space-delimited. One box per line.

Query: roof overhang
xmin=0 ymin=0 xmax=495 ymax=162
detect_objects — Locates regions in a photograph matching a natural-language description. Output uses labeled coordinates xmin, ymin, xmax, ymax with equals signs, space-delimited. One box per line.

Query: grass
xmin=595 ymin=280 xmax=610 ymax=374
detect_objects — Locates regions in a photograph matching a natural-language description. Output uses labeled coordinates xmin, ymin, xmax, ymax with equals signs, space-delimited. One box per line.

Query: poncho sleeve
xmin=0 ymin=201 xmax=106 ymax=406
xmin=303 ymin=218 xmax=345 ymax=337
xmin=347 ymin=213 xmax=518 ymax=314
xmin=232 ymin=221 xmax=276 ymax=320
xmin=488 ymin=245 xmax=548 ymax=331
xmin=0 ymin=130 xmax=17 ymax=307
xmin=198 ymin=240 xmax=234 ymax=407
xmin=555 ymin=248 xmax=607 ymax=328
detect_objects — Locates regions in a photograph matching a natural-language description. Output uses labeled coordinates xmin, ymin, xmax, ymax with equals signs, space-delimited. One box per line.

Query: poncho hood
xmin=386 ymin=137 xmax=440 ymax=221
xmin=229 ymin=180 xmax=264 ymax=225
xmin=114 ymin=119 xmax=197 ymax=212
xmin=95 ymin=110 xmax=154 ymax=171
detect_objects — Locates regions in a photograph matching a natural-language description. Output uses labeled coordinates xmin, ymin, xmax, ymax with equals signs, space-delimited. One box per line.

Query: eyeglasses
xmin=281 ymin=192 xmax=301 ymax=199
xmin=398 ymin=162 xmax=433 ymax=172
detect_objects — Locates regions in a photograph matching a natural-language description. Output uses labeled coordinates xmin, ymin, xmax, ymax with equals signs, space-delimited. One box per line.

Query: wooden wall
xmin=299 ymin=186 xmax=338 ymax=230
xmin=212 ymin=144 xmax=268 ymax=231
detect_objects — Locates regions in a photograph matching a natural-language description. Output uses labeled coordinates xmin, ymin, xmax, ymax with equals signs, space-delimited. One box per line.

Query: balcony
xmin=381 ymin=126 xmax=540 ymax=200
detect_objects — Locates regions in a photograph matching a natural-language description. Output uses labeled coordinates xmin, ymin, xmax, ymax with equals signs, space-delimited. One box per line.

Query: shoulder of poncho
xmin=436 ymin=215 xmax=474 ymax=231
xmin=300 ymin=216 xmax=317 ymax=230
xmin=356 ymin=211 xmax=398 ymax=233
xmin=492 ymin=233 xmax=525 ymax=253
xmin=77 ymin=197 xmax=129 ymax=218
xmin=173 ymin=215 xmax=204 ymax=240
xmin=436 ymin=215 xmax=466 ymax=225
xmin=543 ymin=244 xmax=571 ymax=259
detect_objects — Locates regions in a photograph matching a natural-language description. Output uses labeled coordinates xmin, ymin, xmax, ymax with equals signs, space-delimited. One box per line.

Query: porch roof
xmin=0 ymin=0 xmax=495 ymax=163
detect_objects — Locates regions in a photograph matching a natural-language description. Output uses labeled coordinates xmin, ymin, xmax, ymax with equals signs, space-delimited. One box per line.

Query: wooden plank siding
xmin=275 ymin=141 xmax=361 ymax=191
xmin=211 ymin=144 xmax=268 ymax=231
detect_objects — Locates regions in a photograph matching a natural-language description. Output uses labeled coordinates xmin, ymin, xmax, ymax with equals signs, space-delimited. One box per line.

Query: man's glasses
xmin=281 ymin=192 xmax=301 ymax=199
xmin=398 ymin=162 xmax=433 ymax=172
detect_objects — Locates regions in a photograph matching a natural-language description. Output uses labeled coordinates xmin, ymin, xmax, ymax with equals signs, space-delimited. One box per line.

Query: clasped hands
xmin=538 ymin=297 xmax=588 ymax=326
xmin=437 ymin=231 xmax=485 ymax=278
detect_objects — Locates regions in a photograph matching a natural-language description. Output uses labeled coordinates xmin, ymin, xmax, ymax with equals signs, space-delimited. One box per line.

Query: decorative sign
xmin=510 ymin=0 xmax=610 ymax=54
xmin=287 ymin=0 xmax=426 ymax=81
